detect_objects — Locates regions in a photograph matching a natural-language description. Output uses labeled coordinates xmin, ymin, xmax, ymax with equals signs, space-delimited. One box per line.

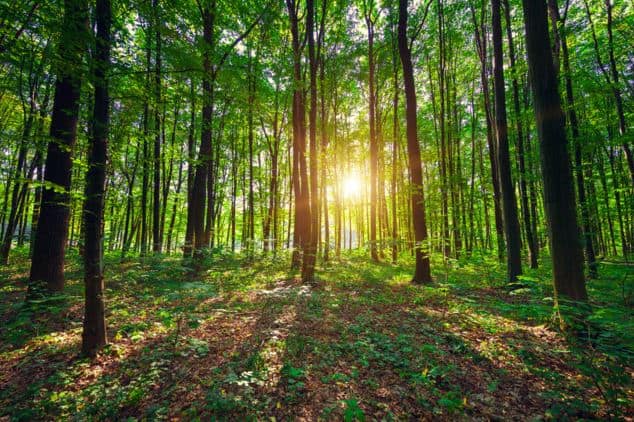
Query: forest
xmin=0 ymin=0 xmax=632 ymax=419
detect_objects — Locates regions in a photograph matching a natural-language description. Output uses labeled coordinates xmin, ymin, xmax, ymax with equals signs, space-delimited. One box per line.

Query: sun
xmin=342 ymin=174 xmax=362 ymax=199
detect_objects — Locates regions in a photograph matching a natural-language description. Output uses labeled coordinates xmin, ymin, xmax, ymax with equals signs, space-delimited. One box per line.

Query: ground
xmin=1 ymin=248 xmax=632 ymax=420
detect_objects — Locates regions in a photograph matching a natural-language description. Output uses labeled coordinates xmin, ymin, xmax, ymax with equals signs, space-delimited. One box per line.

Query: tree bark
xmin=152 ymin=0 xmax=161 ymax=253
xmin=470 ymin=3 xmax=505 ymax=260
xmin=504 ymin=0 xmax=538 ymax=269
xmin=398 ymin=0 xmax=431 ymax=284
xmin=492 ymin=0 xmax=522 ymax=282
xmin=364 ymin=0 xmax=379 ymax=262
xmin=302 ymin=0 xmax=318 ymax=283
xmin=521 ymin=0 xmax=587 ymax=307
xmin=287 ymin=0 xmax=310 ymax=272
xmin=81 ymin=0 xmax=110 ymax=356
xmin=183 ymin=79 xmax=196 ymax=257
xmin=28 ymin=0 xmax=89 ymax=293
xmin=548 ymin=0 xmax=598 ymax=276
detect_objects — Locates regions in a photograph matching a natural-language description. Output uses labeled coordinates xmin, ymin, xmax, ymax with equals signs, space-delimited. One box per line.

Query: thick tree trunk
xmin=287 ymin=0 xmax=310 ymax=272
xmin=28 ymin=0 xmax=89 ymax=293
xmin=190 ymin=5 xmax=215 ymax=265
xmin=548 ymin=0 xmax=598 ymax=277
xmin=522 ymin=0 xmax=587 ymax=307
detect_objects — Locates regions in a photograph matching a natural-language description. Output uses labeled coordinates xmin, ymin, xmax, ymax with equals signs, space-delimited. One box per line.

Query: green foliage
xmin=1 ymin=252 xmax=633 ymax=419
xmin=343 ymin=398 xmax=365 ymax=422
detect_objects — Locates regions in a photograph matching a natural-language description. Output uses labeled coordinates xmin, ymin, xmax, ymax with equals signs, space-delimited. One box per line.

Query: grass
xmin=0 ymin=247 xmax=632 ymax=420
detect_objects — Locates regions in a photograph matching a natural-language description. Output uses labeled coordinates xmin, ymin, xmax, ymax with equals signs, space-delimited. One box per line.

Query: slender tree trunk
xmin=183 ymin=79 xmax=196 ymax=257
xmin=470 ymin=4 xmax=505 ymax=260
xmin=166 ymin=143 xmax=184 ymax=253
xmin=391 ymin=34 xmax=399 ymax=263
xmin=30 ymin=146 xmax=45 ymax=255
xmin=82 ymin=0 xmax=110 ymax=356
xmin=468 ymin=86 xmax=477 ymax=253
xmin=504 ymin=0 xmax=537 ymax=269
xmin=161 ymin=100 xmax=178 ymax=247
xmin=140 ymin=31 xmax=151 ymax=256
xmin=597 ymin=153 xmax=617 ymax=256
xmin=398 ymin=0 xmax=431 ymax=284
xmin=247 ymin=52 xmax=256 ymax=257
xmin=152 ymin=0 xmax=161 ymax=253
xmin=319 ymin=13 xmax=329 ymax=262
xmin=302 ymin=0 xmax=318 ymax=283
xmin=1 ymin=108 xmax=33 ymax=264
xmin=492 ymin=0 xmax=522 ymax=282
xmin=604 ymin=1 xmax=633 ymax=185
xmin=364 ymin=2 xmax=379 ymax=262
xmin=437 ymin=0 xmax=451 ymax=258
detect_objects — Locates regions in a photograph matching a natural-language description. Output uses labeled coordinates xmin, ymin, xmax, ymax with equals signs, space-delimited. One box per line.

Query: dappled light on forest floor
xmin=0 ymin=251 xmax=632 ymax=420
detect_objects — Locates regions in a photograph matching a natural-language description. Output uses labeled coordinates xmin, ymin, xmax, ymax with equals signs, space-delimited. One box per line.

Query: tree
xmin=491 ymin=0 xmax=522 ymax=282
xmin=398 ymin=0 xmax=432 ymax=284
xmin=521 ymin=0 xmax=587 ymax=310
xmin=301 ymin=0 xmax=319 ymax=283
xmin=363 ymin=0 xmax=379 ymax=262
xmin=503 ymin=0 xmax=538 ymax=269
xmin=547 ymin=0 xmax=597 ymax=277
xmin=187 ymin=1 xmax=263 ymax=265
xmin=28 ymin=0 xmax=89 ymax=294
xmin=152 ymin=0 xmax=162 ymax=253
xmin=470 ymin=1 xmax=505 ymax=261
xmin=286 ymin=0 xmax=311 ymax=274
xmin=82 ymin=0 xmax=111 ymax=356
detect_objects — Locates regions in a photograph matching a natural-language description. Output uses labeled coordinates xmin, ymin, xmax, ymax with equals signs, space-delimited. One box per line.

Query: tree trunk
xmin=81 ymin=0 xmax=110 ymax=356
xmin=470 ymin=4 xmax=505 ymax=260
xmin=166 ymin=143 xmax=184 ymax=253
xmin=364 ymin=2 xmax=379 ymax=262
xmin=0 ymin=108 xmax=33 ymax=264
xmin=183 ymin=79 xmax=196 ymax=257
xmin=492 ymin=0 xmax=522 ymax=282
xmin=504 ymin=0 xmax=538 ymax=269
xmin=521 ymin=0 xmax=587 ymax=309
xmin=287 ymin=0 xmax=310 ymax=272
xmin=302 ymin=0 xmax=318 ymax=283
xmin=190 ymin=5 xmax=215 ymax=265
xmin=548 ymin=0 xmax=598 ymax=276
xmin=391 ymin=37 xmax=399 ymax=264
xmin=398 ymin=0 xmax=431 ymax=284
xmin=152 ymin=0 xmax=161 ymax=253
xmin=28 ymin=0 xmax=89 ymax=294
xmin=140 ymin=30 xmax=151 ymax=256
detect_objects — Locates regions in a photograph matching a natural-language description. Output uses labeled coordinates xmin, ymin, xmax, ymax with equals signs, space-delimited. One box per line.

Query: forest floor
xmin=0 ymin=248 xmax=632 ymax=420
